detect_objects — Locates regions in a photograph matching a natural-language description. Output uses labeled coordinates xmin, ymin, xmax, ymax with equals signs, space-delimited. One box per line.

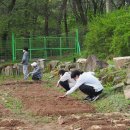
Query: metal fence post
xmin=44 ymin=37 xmax=47 ymax=58
xmin=29 ymin=38 xmax=32 ymax=60
xmin=12 ymin=32 xmax=15 ymax=62
xmin=60 ymin=37 xmax=62 ymax=57
xmin=76 ymin=29 xmax=81 ymax=54
xmin=29 ymin=33 xmax=33 ymax=60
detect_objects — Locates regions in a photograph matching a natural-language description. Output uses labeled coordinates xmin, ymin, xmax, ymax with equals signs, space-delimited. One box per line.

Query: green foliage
xmin=94 ymin=90 xmax=130 ymax=113
xmin=0 ymin=91 xmax=23 ymax=114
xmin=84 ymin=7 xmax=130 ymax=59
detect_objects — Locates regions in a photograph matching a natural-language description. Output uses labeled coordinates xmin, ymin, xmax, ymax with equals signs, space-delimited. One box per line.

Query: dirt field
xmin=0 ymin=80 xmax=130 ymax=130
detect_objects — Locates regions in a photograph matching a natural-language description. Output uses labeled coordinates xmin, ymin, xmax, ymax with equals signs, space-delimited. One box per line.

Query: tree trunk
xmin=99 ymin=0 xmax=105 ymax=14
xmin=33 ymin=0 xmax=38 ymax=35
xmin=71 ymin=0 xmax=80 ymax=22
xmin=92 ymin=0 xmax=98 ymax=16
xmin=75 ymin=0 xmax=87 ymax=25
xmin=24 ymin=0 xmax=30 ymax=37
xmin=8 ymin=0 xmax=16 ymax=13
xmin=44 ymin=0 xmax=49 ymax=36
xmin=106 ymin=0 xmax=112 ymax=13
xmin=125 ymin=0 xmax=130 ymax=5
xmin=64 ymin=3 xmax=69 ymax=47
xmin=56 ymin=0 xmax=67 ymax=35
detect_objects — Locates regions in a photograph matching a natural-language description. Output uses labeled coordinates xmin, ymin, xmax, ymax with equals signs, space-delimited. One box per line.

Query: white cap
xmin=31 ymin=62 xmax=37 ymax=67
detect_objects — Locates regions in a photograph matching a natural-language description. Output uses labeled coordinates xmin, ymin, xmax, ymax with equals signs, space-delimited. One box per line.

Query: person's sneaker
xmin=90 ymin=95 xmax=99 ymax=102
xmin=83 ymin=96 xmax=91 ymax=101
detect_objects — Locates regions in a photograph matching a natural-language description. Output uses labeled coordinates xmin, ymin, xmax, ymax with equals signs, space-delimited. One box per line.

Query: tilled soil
xmin=0 ymin=81 xmax=129 ymax=130
xmin=3 ymin=81 xmax=94 ymax=116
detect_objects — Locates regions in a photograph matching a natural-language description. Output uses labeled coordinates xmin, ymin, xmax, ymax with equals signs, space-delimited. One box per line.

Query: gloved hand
xmin=25 ymin=72 xmax=33 ymax=80
xmin=29 ymin=72 xmax=33 ymax=76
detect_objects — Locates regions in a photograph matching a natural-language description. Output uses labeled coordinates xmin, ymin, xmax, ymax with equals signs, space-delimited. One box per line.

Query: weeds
xmin=0 ymin=91 xmax=23 ymax=114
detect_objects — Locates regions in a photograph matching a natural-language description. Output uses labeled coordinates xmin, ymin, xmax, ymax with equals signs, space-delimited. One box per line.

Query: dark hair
xmin=23 ymin=47 xmax=28 ymax=51
xmin=71 ymin=70 xmax=83 ymax=78
xmin=58 ymin=69 xmax=67 ymax=76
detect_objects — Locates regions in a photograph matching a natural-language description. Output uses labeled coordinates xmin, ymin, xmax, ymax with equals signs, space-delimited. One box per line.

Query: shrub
xmin=84 ymin=8 xmax=130 ymax=59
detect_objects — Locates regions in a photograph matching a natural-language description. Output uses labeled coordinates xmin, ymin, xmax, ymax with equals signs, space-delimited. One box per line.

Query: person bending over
xmin=26 ymin=62 xmax=42 ymax=81
xmin=57 ymin=69 xmax=76 ymax=91
xmin=59 ymin=70 xmax=103 ymax=101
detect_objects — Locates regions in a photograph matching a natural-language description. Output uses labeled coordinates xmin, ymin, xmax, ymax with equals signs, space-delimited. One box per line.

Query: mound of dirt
xmin=61 ymin=113 xmax=130 ymax=130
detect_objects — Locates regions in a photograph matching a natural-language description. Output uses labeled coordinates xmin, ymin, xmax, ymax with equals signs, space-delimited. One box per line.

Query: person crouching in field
xmin=59 ymin=70 xmax=103 ymax=102
xmin=26 ymin=62 xmax=42 ymax=81
xmin=57 ymin=69 xmax=76 ymax=91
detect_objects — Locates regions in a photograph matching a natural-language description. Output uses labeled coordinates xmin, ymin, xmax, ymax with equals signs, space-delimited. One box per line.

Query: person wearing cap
xmin=57 ymin=69 xmax=76 ymax=91
xmin=26 ymin=62 xmax=42 ymax=81
xmin=59 ymin=70 xmax=103 ymax=102
xmin=21 ymin=47 xmax=29 ymax=80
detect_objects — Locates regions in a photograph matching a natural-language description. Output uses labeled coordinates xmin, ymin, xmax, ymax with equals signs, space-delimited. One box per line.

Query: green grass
xmin=93 ymin=88 xmax=130 ymax=113
xmin=0 ymin=91 xmax=23 ymax=114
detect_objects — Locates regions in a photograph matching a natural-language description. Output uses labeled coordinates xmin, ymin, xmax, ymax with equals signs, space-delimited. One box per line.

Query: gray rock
xmin=113 ymin=56 xmax=130 ymax=69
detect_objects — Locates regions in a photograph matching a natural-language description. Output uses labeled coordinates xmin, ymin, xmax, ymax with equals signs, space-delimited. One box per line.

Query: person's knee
xmin=59 ymin=81 xmax=65 ymax=86
xmin=59 ymin=81 xmax=70 ymax=91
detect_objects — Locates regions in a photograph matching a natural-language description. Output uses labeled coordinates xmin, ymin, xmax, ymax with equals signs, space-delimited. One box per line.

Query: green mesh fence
xmin=0 ymin=39 xmax=12 ymax=62
xmin=12 ymin=31 xmax=80 ymax=61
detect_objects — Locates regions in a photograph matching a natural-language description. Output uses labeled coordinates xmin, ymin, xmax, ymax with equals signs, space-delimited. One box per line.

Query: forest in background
xmin=0 ymin=0 xmax=130 ymax=60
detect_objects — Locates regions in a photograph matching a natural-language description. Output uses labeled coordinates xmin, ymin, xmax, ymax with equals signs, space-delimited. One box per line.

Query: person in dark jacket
xmin=21 ymin=47 xmax=29 ymax=80
xmin=25 ymin=62 xmax=42 ymax=81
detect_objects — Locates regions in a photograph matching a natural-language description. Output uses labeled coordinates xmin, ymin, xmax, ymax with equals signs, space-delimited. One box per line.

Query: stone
xmin=113 ymin=56 xmax=130 ymax=69
xmin=113 ymin=83 xmax=124 ymax=89
xmin=85 ymin=55 xmax=108 ymax=71
xmin=76 ymin=58 xmax=87 ymax=71
xmin=58 ymin=62 xmax=76 ymax=71
xmin=124 ymin=85 xmax=130 ymax=99
xmin=4 ymin=66 xmax=13 ymax=76
xmin=126 ymin=79 xmax=130 ymax=85
xmin=37 ymin=59 xmax=46 ymax=69
xmin=48 ymin=60 xmax=60 ymax=71
xmin=74 ymin=128 xmax=82 ymax=130
xmin=87 ymin=125 xmax=102 ymax=130
xmin=58 ymin=116 xmax=65 ymax=125
xmin=71 ymin=114 xmax=81 ymax=119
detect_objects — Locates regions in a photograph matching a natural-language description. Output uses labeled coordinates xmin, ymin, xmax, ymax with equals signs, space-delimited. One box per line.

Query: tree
xmin=106 ymin=0 xmax=112 ymax=13
xmin=44 ymin=0 xmax=49 ymax=36
xmin=56 ymin=0 xmax=68 ymax=35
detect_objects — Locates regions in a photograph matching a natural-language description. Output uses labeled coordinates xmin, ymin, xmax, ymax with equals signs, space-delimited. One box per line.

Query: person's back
xmin=57 ymin=69 xmax=76 ymax=91
xmin=22 ymin=51 xmax=29 ymax=65
xmin=61 ymin=71 xmax=76 ymax=88
xmin=78 ymin=72 xmax=103 ymax=92
xmin=32 ymin=65 xmax=42 ymax=80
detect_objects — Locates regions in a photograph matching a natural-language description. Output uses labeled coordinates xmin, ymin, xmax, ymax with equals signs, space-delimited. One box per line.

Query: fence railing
xmin=0 ymin=30 xmax=81 ymax=62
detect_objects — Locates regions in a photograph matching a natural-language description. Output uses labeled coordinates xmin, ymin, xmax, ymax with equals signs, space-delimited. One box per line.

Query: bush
xmin=84 ymin=8 xmax=130 ymax=59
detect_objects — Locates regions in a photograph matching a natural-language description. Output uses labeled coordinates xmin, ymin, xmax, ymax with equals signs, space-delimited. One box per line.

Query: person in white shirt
xmin=59 ymin=70 xmax=103 ymax=101
xmin=57 ymin=69 xmax=76 ymax=91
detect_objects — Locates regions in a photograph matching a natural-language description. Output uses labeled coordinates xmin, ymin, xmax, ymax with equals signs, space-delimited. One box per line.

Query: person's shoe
xmin=83 ymin=96 xmax=91 ymax=101
xmin=90 ymin=95 xmax=99 ymax=102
